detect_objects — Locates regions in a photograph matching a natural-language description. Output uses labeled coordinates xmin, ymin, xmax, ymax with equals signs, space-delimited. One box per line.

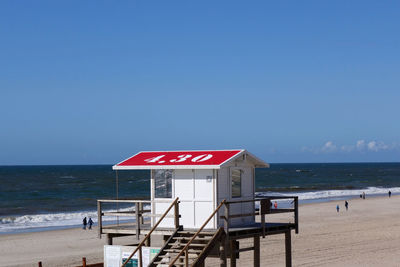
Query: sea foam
xmin=0 ymin=206 xmax=150 ymax=234
xmin=256 ymin=186 xmax=400 ymax=201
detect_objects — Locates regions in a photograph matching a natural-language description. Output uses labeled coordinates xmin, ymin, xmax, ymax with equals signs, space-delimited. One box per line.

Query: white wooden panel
xmin=154 ymin=201 xmax=174 ymax=228
xmin=241 ymin=167 xmax=253 ymax=197
xmin=217 ymin=168 xmax=229 ymax=227
xmin=179 ymin=201 xmax=195 ymax=228
xmin=194 ymin=201 xmax=214 ymax=229
xmin=217 ymin=165 xmax=256 ymax=227
xmin=217 ymin=167 xmax=229 ymax=201
xmin=174 ymin=170 xmax=194 ymax=200
xmin=194 ymin=169 xmax=213 ymax=200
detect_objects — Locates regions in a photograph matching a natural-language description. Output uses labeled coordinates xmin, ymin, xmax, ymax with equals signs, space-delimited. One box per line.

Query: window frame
xmin=231 ymin=167 xmax=242 ymax=198
xmin=153 ymin=169 xmax=174 ymax=199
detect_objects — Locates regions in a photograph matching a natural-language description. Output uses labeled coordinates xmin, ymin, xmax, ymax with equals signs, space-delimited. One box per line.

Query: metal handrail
xmin=168 ymin=199 xmax=226 ymax=267
xmin=121 ymin=197 xmax=180 ymax=267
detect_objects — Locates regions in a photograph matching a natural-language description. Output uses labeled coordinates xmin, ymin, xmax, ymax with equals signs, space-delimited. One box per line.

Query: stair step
xmin=165 ymin=243 xmax=207 ymax=249
xmin=153 ymin=256 xmax=197 ymax=265
xmin=164 ymin=249 xmax=202 ymax=254
xmin=153 ymin=262 xmax=187 ymax=266
xmin=170 ymin=243 xmax=207 ymax=249
xmin=178 ymin=231 xmax=216 ymax=236
xmin=173 ymin=236 xmax=212 ymax=241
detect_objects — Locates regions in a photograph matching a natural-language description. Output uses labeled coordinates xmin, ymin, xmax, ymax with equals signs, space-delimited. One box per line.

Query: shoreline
xmin=1 ymin=191 xmax=396 ymax=235
xmin=1 ymin=194 xmax=399 ymax=266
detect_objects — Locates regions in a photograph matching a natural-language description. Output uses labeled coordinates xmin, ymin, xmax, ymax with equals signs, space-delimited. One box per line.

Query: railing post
xmin=38 ymin=262 xmax=42 ymax=267
xmin=224 ymin=202 xmax=229 ymax=237
xmin=135 ymin=202 xmax=140 ymax=240
xmin=260 ymin=199 xmax=269 ymax=238
xmin=97 ymin=201 xmax=102 ymax=239
xmin=174 ymin=200 xmax=180 ymax=229
xmin=294 ymin=197 xmax=299 ymax=234
xmin=139 ymin=202 xmax=144 ymax=224
xmin=185 ymin=247 xmax=189 ymax=267
xmin=230 ymin=240 xmax=237 ymax=267
xmin=219 ymin=232 xmax=227 ymax=267
xmin=138 ymin=246 xmax=143 ymax=267
xmin=285 ymin=230 xmax=292 ymax=267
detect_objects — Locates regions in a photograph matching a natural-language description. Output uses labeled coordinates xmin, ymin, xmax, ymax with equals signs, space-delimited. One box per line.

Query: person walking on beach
xmin=336 ymin=205 xmax=339 ymax=213
xmin=88 ymin=218 xmax=94 ymax=230
xmin=362 ymin=192 xmax=366 ymax=199
xmin=274 ymin=201 xmax=278 ymax=209
xmin=345 ymin=201 xmax=348 ymax=211
xmin=83 ymin=217 xmax=87 ymax=230
xmin=389 ymin=190 xmax=392 ymax=198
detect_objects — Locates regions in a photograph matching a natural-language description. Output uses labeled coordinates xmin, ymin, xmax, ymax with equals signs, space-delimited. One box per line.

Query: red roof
xmin=113 ymin=150 xmax=244 ymax=170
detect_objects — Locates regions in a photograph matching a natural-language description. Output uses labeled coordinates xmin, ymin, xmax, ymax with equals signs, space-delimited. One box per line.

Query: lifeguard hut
xmin=98 ymin=149 xmax=298 ymax=267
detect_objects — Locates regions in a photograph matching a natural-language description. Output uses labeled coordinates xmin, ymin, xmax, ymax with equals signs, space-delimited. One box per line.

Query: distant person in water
xmin=274 ymin=201 xmax=278 ymax=209
xmin=88 ymin=218 xmax=94 ymax=230
xmin=389 ymin=191 xmax=392 ymax=198
xmin=336 ymin=205 xmax=339 ymax=212
xmin=83 ymin=217 xmax=87 ymax=230
xmin=345 ymin=201 xmax=348 ymax=211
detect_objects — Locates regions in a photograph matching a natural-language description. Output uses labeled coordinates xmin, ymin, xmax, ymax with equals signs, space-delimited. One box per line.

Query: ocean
xmin=1 ymin=163 xmax=399 ymax=234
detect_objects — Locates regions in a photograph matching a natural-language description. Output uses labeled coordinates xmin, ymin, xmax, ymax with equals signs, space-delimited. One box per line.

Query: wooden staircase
xmin=121 ymin=199 xmax=227 ymax=267
xmin=149 ymin=227 xmax=225 ymax=267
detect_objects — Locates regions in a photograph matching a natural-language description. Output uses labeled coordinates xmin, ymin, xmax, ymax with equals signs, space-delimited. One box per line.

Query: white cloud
xmin=321 ymin=141 xmax=337 ymax=152
xmin=367 ymin=141 xmax=389 ymax=152
xmin=301 ymin=139 xmax=398 ymax=154
xmin=356 ymin=140 xmax=366 ymax=150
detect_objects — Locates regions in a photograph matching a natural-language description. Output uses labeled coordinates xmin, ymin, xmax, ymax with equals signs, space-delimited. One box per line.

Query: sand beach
xmin=1 ymin=195 xmax=399 ymax=267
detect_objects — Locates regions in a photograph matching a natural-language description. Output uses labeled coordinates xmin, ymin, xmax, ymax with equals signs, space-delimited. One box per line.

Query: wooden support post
xmin=135 ymin=202 xmax=140 ymax=240
xmin=285 ymin=230 xmax=292 ymax=267
xmin=294 ymin=197 xmax=299 ymax=234
xmin=82 ymin=257 xmax=87 ymax=267
xmin=219 ymin=233 xmax=227 ymax=267
xmin=139 ymin=202 xmax=144 ymax=224
xmin=261 ymin=214 xmax=266 ymax=238
xmin=185 ymin=247 xmax=189 ymax=267
xmin=224 ymin=203 xmax=229 ymax=238
xmin=97 ymin=201 xmax=102 ymax=238
xmin=107 ymin=234 xmax=113 ymax=245
xmin=174 ymin=200 xmax=180 ymax=229
xmin=138 ymin=246 xmax=143 ymax=267
xmin=229 ymin=240 xmax=236 ymax=267
xmin=38 ymin=262 xmax=42 ymax=267
xmin=145 ymin=235 xmax=151 ymax=247
xmin=260 ymin=199 xmax=269 ymax=238
xmin=254 ymin=235 xmax=260 ymax=267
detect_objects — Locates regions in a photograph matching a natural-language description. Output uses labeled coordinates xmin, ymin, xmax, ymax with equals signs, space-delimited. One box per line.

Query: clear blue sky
xmin=1 ymin=1 xmax=399 ymax=165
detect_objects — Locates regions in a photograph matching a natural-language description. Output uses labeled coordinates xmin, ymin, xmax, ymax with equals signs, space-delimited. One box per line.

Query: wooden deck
xmin=99 ymin=197 xmax=299 ymax=267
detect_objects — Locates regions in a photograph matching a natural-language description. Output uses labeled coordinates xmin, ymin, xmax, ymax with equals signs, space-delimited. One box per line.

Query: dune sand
xmin=1 ymin=195 xmax=399 ymax=267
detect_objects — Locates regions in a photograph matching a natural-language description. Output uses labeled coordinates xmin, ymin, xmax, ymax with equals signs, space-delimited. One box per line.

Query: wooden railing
xmin=97 ymin=198 xmax=180 ymax=239
xmin=222 ymin=196 xmax=298 ymax=239
xmin=120 ymin=198 xmax=180 ymax=267
xmin=168 ymin=199 xmax=227 ymax=267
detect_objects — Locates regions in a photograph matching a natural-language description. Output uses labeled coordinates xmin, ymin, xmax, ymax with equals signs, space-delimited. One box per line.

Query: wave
xmin=0 ymin=205 xmax=151 ymax=234
xmin=256 ymin=186 xmax=400 ymax=201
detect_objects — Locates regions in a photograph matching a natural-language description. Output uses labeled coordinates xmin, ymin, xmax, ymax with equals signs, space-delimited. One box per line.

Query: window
xmin=231 ymin=169 xmax=241 ymax=198
xmin=154 ymin=169 xmax=173 ymax=198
